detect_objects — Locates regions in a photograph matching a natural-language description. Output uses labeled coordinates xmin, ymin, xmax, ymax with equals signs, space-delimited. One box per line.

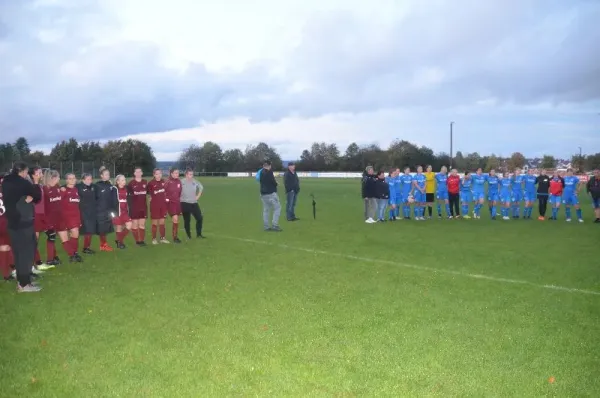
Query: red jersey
xmin=550 ymin=178 xmax=563 ymax=196
xmin=127 ymin=179 xmax=148 ymax=213
xmin=447 ymin=175 xmax=460 ymax=194
xmin=147 ymin=178 xmax=167 ymax=219
xmin=117 ymin=187 xmax=129 ymax=216
xmin=44 ymin=185 xmax=63 ymax=228
xmin=61 ymin=186 xmax=81 ymax=219
xmin=165 ymin=177 xmax=182 ymax=203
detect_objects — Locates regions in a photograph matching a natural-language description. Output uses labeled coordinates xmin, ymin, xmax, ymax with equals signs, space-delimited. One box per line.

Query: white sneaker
xmin=502 ymin=216 xmax=509 ymax=220
xmin=566 ymin=218 xmax=572 ymax=222
xmin=31 ymin=267 xmax=45 ymax=275
xmin=160 ymin=238 xmax=170 ymax=244
xmin=152 ymin=239 xmax=159 ymax=245
xmin=17 ymin=284 xmax=42 ymax=293
xmin=578 ymin=219 xmax=584 ymax=223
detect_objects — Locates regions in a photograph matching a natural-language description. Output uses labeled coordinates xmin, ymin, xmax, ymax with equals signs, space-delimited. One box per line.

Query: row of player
xmin=365 ymin=166 xmax=586 ymax=222
xmin=0 ymin=166 xmax=202 ymax=283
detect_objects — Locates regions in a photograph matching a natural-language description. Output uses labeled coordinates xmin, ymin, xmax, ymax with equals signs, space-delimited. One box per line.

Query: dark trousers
xmin=8 ymin=226 xmax=36 ymax=287
xmin=538 ymin=194 xmax=549 ymax=216
xmin=286 ymin=190 xmax=298 ymax=220
xmin=449 ymin=193 xmax=460 ymax=216
xmin=181 ymin=202 xmax=203 ymax=238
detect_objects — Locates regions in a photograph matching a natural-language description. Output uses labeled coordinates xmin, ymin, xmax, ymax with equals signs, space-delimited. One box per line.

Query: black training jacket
xmin=284 ymin=170 xmax=300 ymax=193
xmin=259 ymin=169 xmax=278 ymax=195
xmin=587 ymin=176 xmax=600 ymax=199
xmin=536 ymin=174 xmax=551 ymax=194
xmin=375 ymin=178 xmax=390 ymax=200
xmin=1 ymin=173 xmax=41 ymax=229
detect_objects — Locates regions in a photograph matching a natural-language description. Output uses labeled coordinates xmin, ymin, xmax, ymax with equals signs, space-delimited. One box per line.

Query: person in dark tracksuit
xmin=95 ymin=166 xmax=116 ymax=251
xmin=2 ymin=162 xmax=42 ymax=292
xmin=180 ymin=169 xmax=205 ymax=239
xmin=374 ymin=170 xmax=391 ymax=222
xmin=587 ymin=169 xmax=600 ymax=223
xmin=284 ymin=162 xmax=300 ymax=221
xmin=77 ymin=173 xmax=98 ymax=254
xmin=535 ymin=170 xmax=551 ymax=219
xmin=362 ymin=166 xmax=377 ymax=223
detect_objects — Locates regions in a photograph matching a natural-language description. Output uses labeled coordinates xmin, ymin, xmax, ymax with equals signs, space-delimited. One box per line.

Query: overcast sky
xmin=1 ymin=0 xmax=599 ymax=160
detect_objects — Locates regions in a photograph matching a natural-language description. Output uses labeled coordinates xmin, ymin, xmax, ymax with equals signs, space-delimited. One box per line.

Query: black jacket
xmin=362 ymin=174 xmax=377 ymax=199
xmin=587 ymin=176 xmax=600 ymax=199
xmin=1 ymin=173 xmax=41 ymax=229
xmin=77 ymin=182 xmax=98 ymax=235
xmin=284 ymin=170 xmax=300 ymax=193
xmin=95 ymin=180 xmax=115 ymax=234
xmin=536 ymin=174 xmax=551 ymax=194
xmin=260 ymin=169 xmax=278 ymax=195
xmin=375 ymin=178 xmax=390 ymax=199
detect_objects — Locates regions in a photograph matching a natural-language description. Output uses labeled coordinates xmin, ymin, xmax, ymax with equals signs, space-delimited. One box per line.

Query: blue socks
xmin=462 ymin=204 xmax=469 ymax=215
xmin=576 ymin=208 xmax=582 ymax=220
xmin=552 ymin=207 xmax=558 ymax=218
xmin=566 ymin=207 xmax=572 ymax=219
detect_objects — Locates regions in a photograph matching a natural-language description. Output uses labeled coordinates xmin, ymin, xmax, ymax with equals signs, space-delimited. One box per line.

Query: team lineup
xmin=364 ymin=165 xmax=589 ymax=223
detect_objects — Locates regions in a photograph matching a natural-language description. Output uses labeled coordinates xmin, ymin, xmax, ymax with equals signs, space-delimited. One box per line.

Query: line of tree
xmin=0 ymin=137 xmax=157 ymax=175
xmin=177 ymin=140 xmax=600 ymax=173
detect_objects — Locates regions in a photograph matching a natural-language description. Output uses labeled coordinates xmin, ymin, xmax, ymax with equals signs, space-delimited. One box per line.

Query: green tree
xmin=465 ymin=152 xmax=482 ymax=171
xmin=571 ymin=154 xmax=585 ymax=173
xmin=540 ymin=155 xmax=556 ymax=169
xmin=485 ymin=154 xmax=500 ymax=172
xmin=585 ymin=153 xmax=600 ymax=170
xmin=341 ymin=142 xmax=361 ymax=171
xmin=453 ymin=151 xmax=466 ymax=171
xmin=80 ymin=141 xmax=104 ymax=162
xmin=244 ymin=142 xmax=282 ymax=171
xmin=103 ymin=139 xmax=156 ymax=175
xmin=13 ymin=137 xmax=31 ymax=160
xmin=508 ymin=152 xmax=526 ymax=171
xmin=50 ymin=138 xmax=81 ymax=162
xmin=222 ymin=149 xmax=245 ymax=172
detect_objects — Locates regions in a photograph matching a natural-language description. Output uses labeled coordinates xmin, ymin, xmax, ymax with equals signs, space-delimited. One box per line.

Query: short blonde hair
xmin=114 ymin=174 xmax=126 ymax=186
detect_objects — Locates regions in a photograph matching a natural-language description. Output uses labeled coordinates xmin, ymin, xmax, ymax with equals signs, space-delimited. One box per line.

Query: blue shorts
xmin=524 ymin=192 xmax=537 ymax=202
xmin=473 ymin=192 xmax=485 ymax=202
xmin=461 ymin=191 xmax=472 ymax=203
xmin=512 ymin=191 xmax=523 ymax=202
xmin=414 ymin=191 xmax=426 ymax=203
xmin=436 ymin=191 xmax=448 ymax=201
xmin=593 ymin=197 xmax=600 ymax=209
xmin=488 ymin=193 xmax=499 ymax=202
xmin=500 ymin=194 xmax=512 ymax=204
xmin=402 ymin=193 xmax=412 ymax=204
xmin=562 ymin=193 xmax=579 ymax=206
xmin=550 ymin=195 xmax=561 ymax=205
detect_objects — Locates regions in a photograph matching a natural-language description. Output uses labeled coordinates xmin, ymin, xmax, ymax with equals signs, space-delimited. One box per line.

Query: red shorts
xmin=130 ymin=207 xmax=147 ymax=220
xmin=167 ymin=201 xmax=182 ymax=217
xmin=34 ymin=214 xmax=48 ymax=233
xmin=112 ymin=213 xmax=131 ymax=226
xmin=150 ymin=204 xmax=167 ymax=220
xmin=57 ymin=215 xmax=81 ymax=231
xmin=0 ymin=231 xmax=10 ymax=246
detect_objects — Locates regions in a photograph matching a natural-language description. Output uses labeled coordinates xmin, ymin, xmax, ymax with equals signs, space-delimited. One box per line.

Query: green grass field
xmin=1 ymin=178 xmax=599 ymax=397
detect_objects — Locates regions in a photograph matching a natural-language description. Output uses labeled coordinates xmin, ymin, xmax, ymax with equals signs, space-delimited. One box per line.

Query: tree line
xmin=2 ymin=137 xmax=598 ymax=175
xmin=0 ymin=137 xmax=157 ymax=175
xmin=177 ymin=140 xmax=600 ymax=173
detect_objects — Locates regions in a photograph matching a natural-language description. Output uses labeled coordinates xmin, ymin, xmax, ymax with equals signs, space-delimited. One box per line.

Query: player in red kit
xmin=43 ymin=170 xmax=63 ymax=266
xmin=147 ymin=168 xmax=169 ymax=245
xmin=112 ymin=175 xmax=132 ymax=249
xmin=127 ymin=167 xmax=148 ymax=246
xmin=29 ymin=166 xmax=54 ymax=271
xmin=165 ymin=167 xmax=183 ymax=243
xmin=0 ymin=175 xmax=14 ymax=281
xmin=59 ymin=173 xmax=83 ymax=262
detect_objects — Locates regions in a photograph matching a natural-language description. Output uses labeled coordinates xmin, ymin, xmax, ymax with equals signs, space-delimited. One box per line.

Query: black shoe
xmin=136 ymin=241 xmax=147 ymax=247
xmin=82 ymin=247 xmax=95 ymax=255
xmin=4 ymin=275 xmax=15 ymax=282
xmin=404 ymin=217 xmax=411 ymax=220
xmin=46 ymin=259 xmax=60 ymax=266
xmin=35 ymin=260 xmax=43 ymax=266
xmin=117 ymin=242 xmax=126 ymax=250
xmin=173 ymin=237 xmax=182 ymax=244
xmin=53 ymin=256 xmax=62 ymax=265
xmin=292 ymin=217 xmax=300 ymax=221
xmin=271 ymin=226 xmax=283 ymax=232
xmin=594 ymin=218 xmax=600 ymax=223
xmin=197 ymin=234 xmax=206 ymax=238
xmin=74 ymin=253 xmax=83 ymax=262
xmin=264 ymin=227 xmax=272 ymax=232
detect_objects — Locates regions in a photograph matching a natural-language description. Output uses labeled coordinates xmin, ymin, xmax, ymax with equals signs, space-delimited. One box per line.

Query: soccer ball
xmin=407 ymin=195 xmax=415 ymax=203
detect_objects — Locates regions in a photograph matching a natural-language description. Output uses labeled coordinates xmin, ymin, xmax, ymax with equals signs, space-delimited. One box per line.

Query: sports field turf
xmin=1 ymin=178 xmax=599 ymax=397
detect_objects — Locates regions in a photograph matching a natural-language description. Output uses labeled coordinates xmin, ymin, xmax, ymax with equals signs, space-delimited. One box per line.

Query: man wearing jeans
xmin=284 ymin=162 xmax=300 ymax=221
xmin=259 ymin=160 xmax=282 ymax=232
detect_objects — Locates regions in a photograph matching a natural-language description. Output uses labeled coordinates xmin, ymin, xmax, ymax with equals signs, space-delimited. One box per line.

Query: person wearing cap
xmin=259 ymin=160 xmax=282 ymax=231
xmin=284 ymin=162 xmax=300 ymax=221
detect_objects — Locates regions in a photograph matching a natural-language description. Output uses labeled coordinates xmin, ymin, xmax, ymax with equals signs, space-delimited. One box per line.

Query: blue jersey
xmin=524 ymin=175 xmax=537 ymax=193
xmin=386 ymin=176 xmax=398 ymax=204
xmin=460 ymin=178 xmax=472 ymax=192
xmin=393 ymin=175 xmax=402 ymax=197
xmin=400 ymin=174 xmax=413 ymax=195
xmin=487 ymin=176 xmax=499 ymax=193
xmin=500 ymin=178 xmax=512 ymax=194
xmin=413 ymin=173 xmax=426 ymax=190
xmin=563 ymin=175 xmax=579 ymax=194
xmin=472 ymin=174 xmax=486 ymax=193
xmin=512 ymin=175 xmax=524 ymax=192
xmin=435 ymin=173 xmax=448 ymax=192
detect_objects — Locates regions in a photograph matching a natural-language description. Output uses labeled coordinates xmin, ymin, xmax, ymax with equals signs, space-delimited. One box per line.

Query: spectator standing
xmin=180 ymin=169 xmax=205 ymax=238
xmin=259 ymin=161 xmax=282 ymax=232
xmin=77 ymin=173 xmax=98 ymax=254
xmin=535 ymin=169 xmax=551 ymax=220
xmin=374 ymin=170 xmax=391 ymax=222
xmin=362 ymin=166 xmax=377 ymax=223
xmin=447 ymin=169 xmax=461 ymax=218
xmin=284 ymin=162 xmax=300 ymax=222
xmin=586 ymin=169 xmax=600 ymax=223
xmin=1 ymin=162 xmax=41 ymax=292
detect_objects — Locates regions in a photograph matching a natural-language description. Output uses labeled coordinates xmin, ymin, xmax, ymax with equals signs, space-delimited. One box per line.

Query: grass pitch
xmin=1 ymin=178 xmax=599 ymax=397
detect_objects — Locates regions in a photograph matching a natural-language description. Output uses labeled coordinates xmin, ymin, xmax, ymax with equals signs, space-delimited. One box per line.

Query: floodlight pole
xmin=450 ymin=121 xmax=454 ymax=168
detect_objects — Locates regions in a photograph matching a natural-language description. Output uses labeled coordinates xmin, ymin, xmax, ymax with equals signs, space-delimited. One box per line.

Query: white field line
xmin=217 ymin=235 xmax=600 ymax=297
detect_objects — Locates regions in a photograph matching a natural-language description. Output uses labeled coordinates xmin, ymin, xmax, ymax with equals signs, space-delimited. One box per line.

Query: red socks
xmin=132 ymin=228 xmax=138 ymax=242
xmin=83 ymin=234 xmax=92 ymax=249
xmin=0 ymin=251 xmax=11 ymax=279
xmin=152 ymin=225 xmax=157 ymax=239
xmin=62 ymin=241 xmax=75 ymax=256
xmin=99 ymin=234 xmax=107 ymax=245
xmin=138 ymin=228 xmax=145 ymax=242
xmin=70 ymin=237 xmax=79 ymax=254
xmin=172 ymin=223 xmax=178 ymax=239
xmin=117 ymin=229 xmax=129 ymax=243
xmin=46 ymin=241 xmax=55 ymax=261
xmin=159 ymin=224 xmax=166 ymax=239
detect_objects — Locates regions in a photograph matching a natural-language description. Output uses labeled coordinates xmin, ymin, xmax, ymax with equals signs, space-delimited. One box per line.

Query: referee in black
xmin=2 ymin=162 xmax=41 ymax=292
xmin=535 ymin=169 xmax=551 ymax=220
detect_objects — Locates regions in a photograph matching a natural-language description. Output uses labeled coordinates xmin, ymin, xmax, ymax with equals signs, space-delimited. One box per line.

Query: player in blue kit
xmin=400 ymin=167 xmax=414 ymax=219
xmin=460 ymin=171 xmax=473 ymax=219
xmin=499 ymin=173 xmax=512 ymax=220
xmin=412 ymin=166 xmax=427 ymax=220
xmin=487 ymin=169 xmax=500 ymax=219
xmin=386 ymin=169 xmax=400 ymax=221
xmin=511 ymin=168 xmax=524 ymax=218
xmin=435 ymin=166 xmax=451 ymax=218
xmin=523 ymin=169 xmax=537 ymax=219
xmin=472 ymin=168 xmax=487 ymax=219
xmin=392 ymin=168 xmax=402 ymax=220
xmin=562 ymin=168 xmax=584 ymax=222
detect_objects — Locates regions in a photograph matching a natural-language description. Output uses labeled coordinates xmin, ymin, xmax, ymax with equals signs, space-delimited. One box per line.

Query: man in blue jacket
xmin=284 ymin=162 xmax=300 ymax=222
xmin=259 ymin=160 xmax=282 ymax=231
